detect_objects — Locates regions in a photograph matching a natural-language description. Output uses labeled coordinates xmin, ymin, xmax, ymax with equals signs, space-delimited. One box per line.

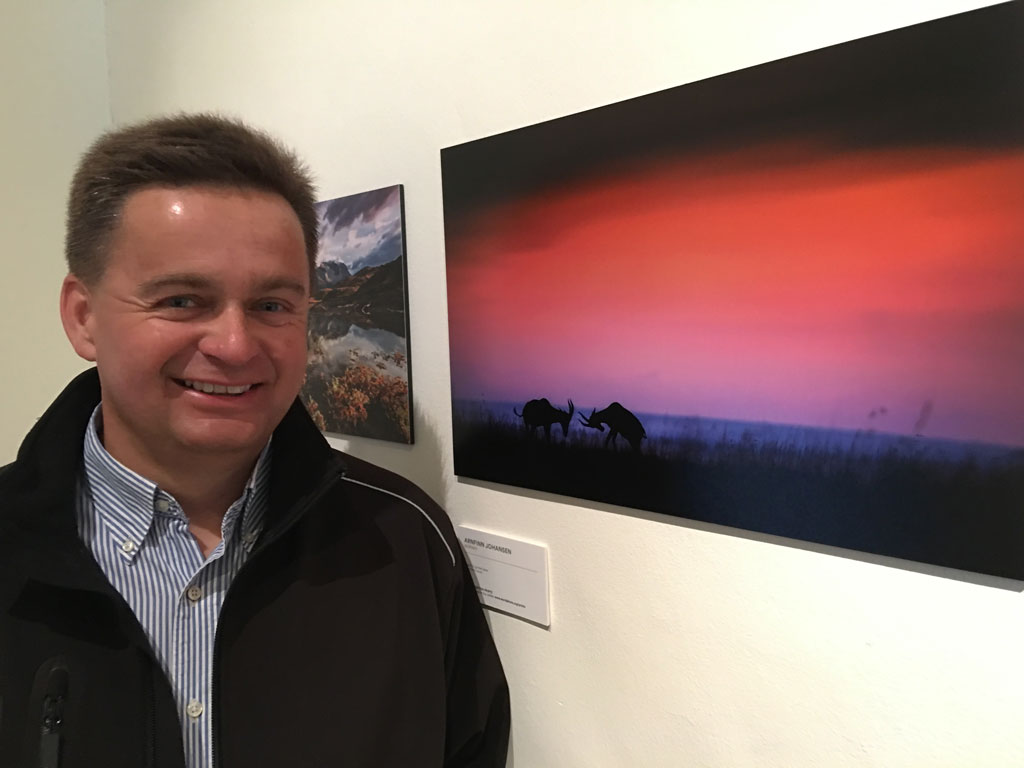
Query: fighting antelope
xmin=578 ymin=402 xmax=646 ymax=451
xmin=514 ymin=398 xmax=575 ymax=440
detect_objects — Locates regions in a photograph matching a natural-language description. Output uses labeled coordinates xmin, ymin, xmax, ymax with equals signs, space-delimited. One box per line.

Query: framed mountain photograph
xmin=302 ymin=184 xmax=414 ymax=443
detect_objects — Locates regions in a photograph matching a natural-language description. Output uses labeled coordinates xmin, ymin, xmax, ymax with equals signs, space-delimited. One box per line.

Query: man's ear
xmin=60 ymin=274 xmax=98 ymax=362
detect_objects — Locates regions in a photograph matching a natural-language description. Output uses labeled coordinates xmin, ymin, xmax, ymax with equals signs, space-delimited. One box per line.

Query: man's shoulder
xmin=334 ymin=450 xmax=439 ymax=509
xmin=330 ymin=450 xmax=460 ymax=568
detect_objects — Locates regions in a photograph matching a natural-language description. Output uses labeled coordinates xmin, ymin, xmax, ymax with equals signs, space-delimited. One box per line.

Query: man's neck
xmin=165 ymin=471 xmax=253 ymax=558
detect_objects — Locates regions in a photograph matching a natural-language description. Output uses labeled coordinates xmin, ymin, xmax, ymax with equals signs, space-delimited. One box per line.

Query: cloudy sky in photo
xmin=316 ymin=185 xmax=404 ymax=274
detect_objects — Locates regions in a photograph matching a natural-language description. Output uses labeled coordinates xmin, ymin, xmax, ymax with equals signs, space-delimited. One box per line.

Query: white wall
xmin=11 ymin=1 xmax=1024 ymax=764
xmin=0 ymin=1 xmax=110 ymax=461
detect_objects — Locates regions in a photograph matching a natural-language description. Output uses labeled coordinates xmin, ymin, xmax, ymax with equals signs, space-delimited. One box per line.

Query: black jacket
xmin=0 ymin=369 xmax=509 ymax=768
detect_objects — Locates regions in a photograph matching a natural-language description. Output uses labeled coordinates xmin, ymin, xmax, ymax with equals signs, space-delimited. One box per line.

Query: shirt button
xmin=242 ymin=531 xmax=258 ymax=546
xmin=186 ymin=699 xmax=204 ymax=719
xmin=186 ymin=585 xmax=203 ymax=603
xmin=154 ymin=498 xmax=170 ymax=513
xmin=121 ymin=539 xmax=137 ymax=553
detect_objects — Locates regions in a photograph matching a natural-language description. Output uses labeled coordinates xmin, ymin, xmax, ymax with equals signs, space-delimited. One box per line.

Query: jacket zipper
xmin=38 ymin=664 xmax=68 ymax=768
xmin=209 ymin=467 xmax=345 ymax=768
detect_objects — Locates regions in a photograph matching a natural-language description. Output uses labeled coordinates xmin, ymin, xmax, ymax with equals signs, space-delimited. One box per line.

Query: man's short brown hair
xmin=66 ymin=113 xmax=319 ymax=287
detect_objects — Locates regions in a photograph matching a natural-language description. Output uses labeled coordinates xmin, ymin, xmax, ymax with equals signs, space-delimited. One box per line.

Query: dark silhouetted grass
xmin=453 ymin=407 xmax=1024 ymax=579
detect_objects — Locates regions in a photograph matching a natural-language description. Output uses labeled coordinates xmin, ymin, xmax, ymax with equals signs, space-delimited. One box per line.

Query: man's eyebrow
xmin=137 ymin=274 xmax=213 ymax=295
xmin=135 ymin=275 xmax=309 ymax=296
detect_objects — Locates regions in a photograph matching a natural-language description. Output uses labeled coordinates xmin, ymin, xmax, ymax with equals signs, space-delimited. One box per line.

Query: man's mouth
xmin=178 ymin=379 xmax=256 ymax=396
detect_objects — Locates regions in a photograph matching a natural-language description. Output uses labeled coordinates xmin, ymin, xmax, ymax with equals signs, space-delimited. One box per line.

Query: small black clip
xmin=38 ymin=663 xmax=68 ymax=768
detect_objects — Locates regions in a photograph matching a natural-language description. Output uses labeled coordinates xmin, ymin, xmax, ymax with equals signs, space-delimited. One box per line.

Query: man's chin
xmin=171 ymin=423 xmax=271 ymax=459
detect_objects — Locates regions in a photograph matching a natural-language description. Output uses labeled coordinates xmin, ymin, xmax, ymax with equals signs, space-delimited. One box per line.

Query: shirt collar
xmin=81 ymin=405 xmax=271 ymax=562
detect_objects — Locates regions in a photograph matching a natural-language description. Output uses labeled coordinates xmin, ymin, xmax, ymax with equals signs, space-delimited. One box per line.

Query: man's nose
xmin=198 ymin=305 xmax=260 ymax=365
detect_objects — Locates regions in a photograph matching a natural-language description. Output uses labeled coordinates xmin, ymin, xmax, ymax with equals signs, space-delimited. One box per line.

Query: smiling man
xmin=0 ymin=114 xmax=509 ymax=768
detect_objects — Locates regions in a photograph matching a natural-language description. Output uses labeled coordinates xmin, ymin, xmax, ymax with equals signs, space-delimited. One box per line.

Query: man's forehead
xmin=119 ymin=183 xmax=293 ymax=216
xmin=110 ymin=186 xmax=303 ymax=246
xmin=100 ymin=186 xmax=310 ymax=292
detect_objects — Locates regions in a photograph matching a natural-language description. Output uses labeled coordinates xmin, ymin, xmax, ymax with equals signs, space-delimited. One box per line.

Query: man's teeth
xmin=183 ymin=380 xmax=252 ymax=395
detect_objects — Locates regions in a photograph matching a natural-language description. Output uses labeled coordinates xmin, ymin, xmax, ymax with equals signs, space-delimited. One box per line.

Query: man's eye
xmin=164 ymin=296 xmax=197 ymax=309
xmin=257 ymin=300 xmax=285 ymax=313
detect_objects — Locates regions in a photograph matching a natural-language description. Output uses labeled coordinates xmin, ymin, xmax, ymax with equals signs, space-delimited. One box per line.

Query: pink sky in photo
xmin=447 ymin=142 xmax=1024 ymax=446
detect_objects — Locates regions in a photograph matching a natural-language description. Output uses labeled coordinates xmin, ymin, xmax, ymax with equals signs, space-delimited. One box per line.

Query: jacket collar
xmin=4 ymin=368 xmax=100 ymax=538
xmin=3 ymin=368 xmax=345 ymax=582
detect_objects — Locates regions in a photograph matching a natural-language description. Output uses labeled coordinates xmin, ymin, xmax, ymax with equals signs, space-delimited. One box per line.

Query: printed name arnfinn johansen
xmin=463 ymin=538 xmax=512 ymax=556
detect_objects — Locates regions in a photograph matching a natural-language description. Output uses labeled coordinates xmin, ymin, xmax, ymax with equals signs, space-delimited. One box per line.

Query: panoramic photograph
xmin=442 ymin=3 xmax=1024 ymax=578
xmin=302 ymin=184 xmax=414 ymax=443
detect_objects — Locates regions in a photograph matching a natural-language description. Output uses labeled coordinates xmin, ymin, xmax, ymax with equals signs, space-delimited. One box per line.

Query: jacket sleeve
xmin=443 ymin=554 xmax=511 ymax=767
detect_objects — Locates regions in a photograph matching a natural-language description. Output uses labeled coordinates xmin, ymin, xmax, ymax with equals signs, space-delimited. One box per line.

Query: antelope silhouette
xmin=514 ymin=398 xmax=575 ymax=439
xmin=578 ymin=402 xmax=646 ymax=451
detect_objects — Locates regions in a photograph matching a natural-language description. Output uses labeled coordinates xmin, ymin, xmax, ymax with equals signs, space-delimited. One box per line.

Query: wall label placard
xmin=458 ymin=526 xmax=550 ymax=626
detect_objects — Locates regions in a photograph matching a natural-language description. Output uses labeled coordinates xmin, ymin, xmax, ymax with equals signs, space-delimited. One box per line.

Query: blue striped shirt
xmin=75 ymin=406 xmax=270 ymax=768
